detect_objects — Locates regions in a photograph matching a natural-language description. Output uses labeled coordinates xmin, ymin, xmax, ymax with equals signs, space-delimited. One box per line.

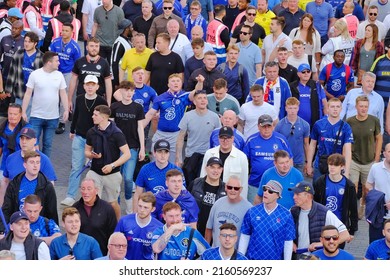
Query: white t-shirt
xmin=239 ymin=101 xmax=278 ymax=140
xmin=27 ymin=68 xmax=67 ymax=119
xmin=263 ymin=32 xmax=292 ymax=63
xmin=82 ymin=0 xmax=101 ymax=35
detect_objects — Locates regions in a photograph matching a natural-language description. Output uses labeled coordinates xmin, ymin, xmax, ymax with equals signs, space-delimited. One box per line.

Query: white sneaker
xmin=61 ymin=197 xmax=76 ymax=206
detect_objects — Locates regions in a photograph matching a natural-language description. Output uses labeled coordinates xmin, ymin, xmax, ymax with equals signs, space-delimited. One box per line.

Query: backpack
xmin=219 ymin=63 xmax=244 ymax=85
xmin=325 ymin=63 xmax=351 ymax=85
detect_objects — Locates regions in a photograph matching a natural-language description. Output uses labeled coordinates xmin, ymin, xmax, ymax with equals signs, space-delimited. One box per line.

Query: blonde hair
xmin=334 ymin=19 xmax=352 ymax=41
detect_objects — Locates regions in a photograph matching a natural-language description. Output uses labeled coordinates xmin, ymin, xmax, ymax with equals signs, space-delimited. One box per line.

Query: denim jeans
xmin=29 ymin=117 xmax=59 ymax=158
xmin=67 ymin=135 xmax=87 ymax=199
xmin=121 ymin=148 xmax=138 ymax=200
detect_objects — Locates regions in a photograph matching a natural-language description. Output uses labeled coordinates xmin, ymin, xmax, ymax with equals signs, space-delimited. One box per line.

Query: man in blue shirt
xmin=312 ymin=225 xmax=355 ymax=260
xmin=115 ymin=192 xmax=163 ymax=260
xmin=202 ymin=223 xmax=248 ymax=260
xmin=254 ymin=150 xmax=304 ymax=209
xmin=306 ymin=98 xmax=354 ymax=183
xmin=364 ymin=219 xmax=390 ymax=260
xmin=133 ymin=139 xmax=184 ymax=212
xmin=49 ymin=22 xmax=81 ymax=134
xmin=49 ymin=207 xmax=102 ymax=260
xmin=319 ymin=50 xmax=354 ymax=101
xmin=153 ymin=169 xmax=199 ymax=228
xmin=275 ymin=96 xmax=310 ymax=173
xmin=243 ymin=114 xmax=292 ymax=203
xmin=306 ymin=0 xmax=335 ymax=46
xmin=152 ymin=201 xmax=210 ymax=260
xmin=143 ymin=73 xmax=204 ymax=163
xmin=239 ymin=180 xmax=296 ymax=259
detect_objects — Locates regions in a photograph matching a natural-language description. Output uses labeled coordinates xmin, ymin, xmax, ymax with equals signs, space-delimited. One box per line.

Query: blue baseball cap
xmin=8 ymin=8 xmax=23 ymax=19
xmin=297 ymin=63 xmax=311 ymax=73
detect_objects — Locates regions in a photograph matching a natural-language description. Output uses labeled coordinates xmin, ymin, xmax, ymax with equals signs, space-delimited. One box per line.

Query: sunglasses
xmin=216 ymin=101 xmax=220 ymax=112
xmin=290 ymin=125 xmax=295 ymax=135
xmin=246 ymin=13 xmax=256 ymax=16
xmin=369 ymin=13 xmax=377 ymax=16
xmin=240 ymin=31 xmax=250 ymax=35
xmin=301 ymin=70 xmax=311 ymax=74
xmin=226 ymin=185 xmax=241 ymax=191
xmin=322 ymin=235 xmax=339 ymax=241
xmin=163 ymin=6 xmax=173 ymax=10
xmin=263 ymin=186 xmax=279 ymax=194
xmin=69 ymin=248 xmax=73 ymax=256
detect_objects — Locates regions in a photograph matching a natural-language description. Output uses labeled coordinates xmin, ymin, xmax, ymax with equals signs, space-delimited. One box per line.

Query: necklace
xmin=85 ymin=97 xmax=96 ymax=112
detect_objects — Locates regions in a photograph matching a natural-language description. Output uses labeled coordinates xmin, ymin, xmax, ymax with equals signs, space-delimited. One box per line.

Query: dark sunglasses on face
xmin=301 ymin=70 xmax=311 ymax=74
xmin=240 ymin=31 xmax=250 ymax=35
xmin=369 ymin=13 xmax=377 ymax=16
xmin=163 ymin=6 xmax=173 ymax=10
xmin=247 ymin=13 xmax=256 ymax=16
xmin=262 ymin=186 xmax=278 ymax=195
xmin=290 ymin=125 xmax=295 ymax=135
xmin=226 ymin=185 xmax=241 ymax=191
xmin=322 ymin=235 xmax=339 ymax=241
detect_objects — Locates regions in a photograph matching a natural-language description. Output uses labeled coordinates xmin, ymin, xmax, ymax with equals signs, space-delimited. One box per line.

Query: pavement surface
xmin=50 ymin=125 xmax=370 ymax=259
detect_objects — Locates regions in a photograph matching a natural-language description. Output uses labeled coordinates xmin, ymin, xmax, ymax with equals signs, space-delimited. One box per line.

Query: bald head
xmin=191 ymin=25 xmax=204 ymax=39
xmin=12 ymin=19 xmax=23 ymax=28
xmin=221 ymin=110 xmax=238 ymax=127
xmin=11 ymin=20 xmax=23 ymax=38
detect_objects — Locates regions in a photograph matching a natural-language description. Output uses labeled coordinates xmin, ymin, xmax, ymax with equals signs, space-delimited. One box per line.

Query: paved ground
xmin=50 ymin=123 xmax=369 ymax=259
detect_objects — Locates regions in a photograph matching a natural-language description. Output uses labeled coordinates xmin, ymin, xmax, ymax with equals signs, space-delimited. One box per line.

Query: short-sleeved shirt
xmin=202 ymin=247 xmax=248 ymax=260
xmin=274 ymin=116 xmax=310 ymax=165
xmin=3 ymin=150 xmax=57 ymax=181
xmin=310 ymin=118 xmax=354 ymax=169
xmin=85 ymin=122 xmax=128 ymax=175
xmin=236 ymin=41 xmax=262 ymax=86
xmin=366 ymin=162 xmax=390 ymax=219
xmin=319 ymin=63 xmax=354 ymax=98
xmin=30 ymin=216 xmax=61 ymax=238
xmin=306 ymin=1 xmax=334 ymax=37
xmin=49 ymin=38 xmax=81 ymax=74
xmin=241 ymin=204 xmax=295 ymax=260
xmin=312 ymin=248 xmax=354 ymax=260
xmin=152 ymin=90 xmax=192 ymax=132
xmin=133 ymin=84 xmax=157 ymax=114
xmin=115 ymin=213 xmax=163 ymax=260
xmin=121 ymin=48 xmax=154 ymax=82
xmin=135 ymin=162 xmax=185 ymax=193
xmin=365 ymin=238 xmax=390 ymax=260
xmin=151 ymin=225 xmax=210 ymax=260
xmin=72 ymin=56 xmax=111 ymax=96
xmin=244 ymin=132 xmax=292 ymax=186
xmin=93 ymin=5 xmax=124 ymax=46
xmin=145 ymin=51 xmax=184 ymax=94
xmin=110 ymin=102 xmax=145 ymax=149
xmin=178 ymin=109 xmax=221 ymax=157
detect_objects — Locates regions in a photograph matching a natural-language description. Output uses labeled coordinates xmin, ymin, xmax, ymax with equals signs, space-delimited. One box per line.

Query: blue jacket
xmin=365 ymin=189 xmax=386 ymax=229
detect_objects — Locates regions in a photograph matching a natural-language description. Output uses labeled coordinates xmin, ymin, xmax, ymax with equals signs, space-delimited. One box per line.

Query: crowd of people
xmin=0 ymin=0 xmax=389 ymax=261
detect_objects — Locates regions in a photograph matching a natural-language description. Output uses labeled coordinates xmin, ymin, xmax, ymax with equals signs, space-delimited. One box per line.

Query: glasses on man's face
xmin=110 ymin=244 xmax=128 ymax=249
xmin=369 ymin=13 xmax=377 ymax=16
xmin=301 ymin=70 xmax=311 ymax=74
xmin=220 ymin=233 xmax=237 ymax=238
xmin=290 ymin=125 xmax=295 ymax=135
xmin=240 ymin=31 xmax=250 ymax=35
xmin=163 ymin=6 xmax=173 ymax=10
xmin=262 ymin=186 xmax=279 ymax=195
xmin=246 ymin=12 xmax=256 ymax=16
xmin=322 ymin=235 xmax=339 ymax=241
xmin=226 ymin=185 xmax=241 ymax=191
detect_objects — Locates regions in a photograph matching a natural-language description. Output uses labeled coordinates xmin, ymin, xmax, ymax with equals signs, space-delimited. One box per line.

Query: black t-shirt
xmin=86 ymin=123 xmax=128 ymax=175
xmin=70 ymin=94 xmax=108 ymax=138
xmin=133 ymin=15 xmax=156 ymax=38
xmin=145 ymin=51 xmax=184 ymax=94
xmin=72 ymin=56 xmax=111 ymax=96
xmin=219 ymin=150 xmax=231 ymax=178
xmin=110 ymin=101 xmax=145 ymax=149
xmin=198 ymin=181 xmax=219 ymax=236
xmin=279 ymin=64 xmax=299 ymax=84
xmin=232 ymin=23 xmax=266 ymax=46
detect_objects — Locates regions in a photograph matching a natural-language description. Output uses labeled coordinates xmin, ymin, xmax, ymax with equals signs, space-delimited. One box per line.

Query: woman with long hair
xmin=319 ymin=19 xmax=355 ymax=71
xmin=351 ymin=23 xmax=384 ymax=85
xmin=289 ymin=13 xmax=321 ymax=67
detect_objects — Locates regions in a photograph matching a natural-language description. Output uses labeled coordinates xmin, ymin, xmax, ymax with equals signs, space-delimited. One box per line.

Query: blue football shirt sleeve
xmin=240 ymin=210 xmax=252 ymax=235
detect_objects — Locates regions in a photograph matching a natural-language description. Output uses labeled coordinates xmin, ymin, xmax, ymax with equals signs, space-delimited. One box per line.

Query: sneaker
xmin=61 ymin=197 xmax=76 ymax=206
xmin=55 ymin=123 xmax=65 ymax=134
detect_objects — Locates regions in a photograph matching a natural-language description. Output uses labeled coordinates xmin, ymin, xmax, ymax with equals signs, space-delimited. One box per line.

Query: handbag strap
xmin=230 ymin=249 xmax=238 ymax=260
xmin=184 ymin=228 xmax=195 ymax=260
xmin=332 ymin=121 xmax=344 ymax=154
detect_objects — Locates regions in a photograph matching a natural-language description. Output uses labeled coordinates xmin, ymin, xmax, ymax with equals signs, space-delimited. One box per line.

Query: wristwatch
xmin=111 ymin=164 xmax=116 ymax=169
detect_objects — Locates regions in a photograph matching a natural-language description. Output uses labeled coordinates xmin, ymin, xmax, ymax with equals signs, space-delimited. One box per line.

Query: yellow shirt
xmin=299 ymin=0 xmax=313 ymax=11
xmin=254 ymin=10 xmax=276 ymax=48
xmin=120 ymin=48 xmax=154 ymax=82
